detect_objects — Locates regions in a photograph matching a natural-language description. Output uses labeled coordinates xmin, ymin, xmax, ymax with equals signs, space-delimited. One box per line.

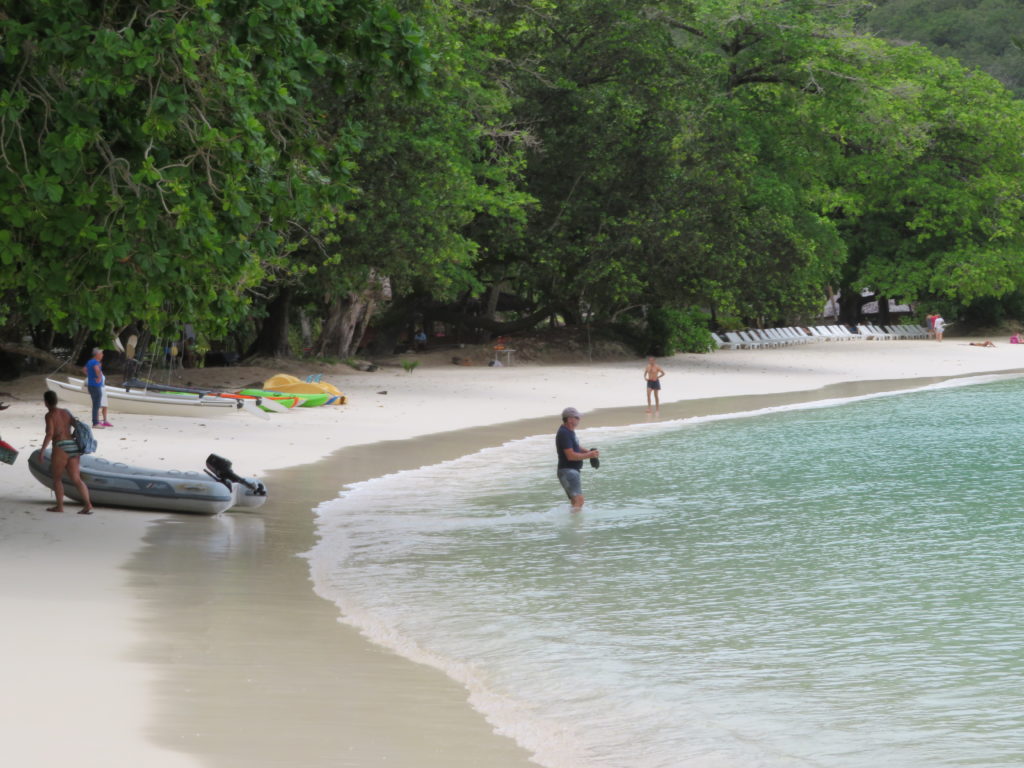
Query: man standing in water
xmin=41 ymin=390 xmax=93 ymax=514
xmin=644 ymin=356 xmax=666 ymax=412
xmin=556 ymin=407 xmax=599 ymax=509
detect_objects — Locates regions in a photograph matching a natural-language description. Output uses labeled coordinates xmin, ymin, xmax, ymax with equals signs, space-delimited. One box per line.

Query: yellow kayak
xmin=263 ymin=374 xmax=346 ymax=404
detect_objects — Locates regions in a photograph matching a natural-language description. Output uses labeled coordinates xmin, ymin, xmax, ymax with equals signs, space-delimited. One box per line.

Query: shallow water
xmin=307 ymin=376 xmax=1024 ymax=768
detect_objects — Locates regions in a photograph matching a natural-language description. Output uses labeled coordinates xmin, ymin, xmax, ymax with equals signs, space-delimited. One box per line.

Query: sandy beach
xmin=1 ymin=336 xmax=1022 ymax=767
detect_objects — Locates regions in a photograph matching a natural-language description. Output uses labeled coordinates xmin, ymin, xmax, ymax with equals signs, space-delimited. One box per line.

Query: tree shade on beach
xmin=3 ymin=1 xmax=1024 ymax=360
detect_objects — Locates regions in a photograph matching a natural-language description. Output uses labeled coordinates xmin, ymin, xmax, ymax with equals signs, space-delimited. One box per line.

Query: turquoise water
xmin=307 ymin=376 xmax=1024 ymax=768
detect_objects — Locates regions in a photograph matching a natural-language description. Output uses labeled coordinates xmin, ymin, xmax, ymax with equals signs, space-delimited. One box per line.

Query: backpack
xmin=70 ymin=413 xmax=97 ymax=455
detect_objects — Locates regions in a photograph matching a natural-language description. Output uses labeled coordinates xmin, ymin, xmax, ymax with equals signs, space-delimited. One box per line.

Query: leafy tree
xmin=481 ymin=0 xmax=863 ymax=329
xmin=818 ymin=37 xmax=1024 ymax=316
xmin=243 ymin=0 xmax=534 ymax=358
xmin=0 ymin=0 xmax=427 ymax=350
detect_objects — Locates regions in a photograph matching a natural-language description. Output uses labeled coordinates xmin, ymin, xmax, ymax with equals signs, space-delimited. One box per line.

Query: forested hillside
xmin=862 ymin=0 xmax=1024 ymax=96
xmin=3 ymin=0 xmax=1024 ymax=366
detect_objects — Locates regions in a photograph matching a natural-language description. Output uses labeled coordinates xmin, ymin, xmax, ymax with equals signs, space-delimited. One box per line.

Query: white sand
xmin=0 ymin=337 xmax=1021 ymax=766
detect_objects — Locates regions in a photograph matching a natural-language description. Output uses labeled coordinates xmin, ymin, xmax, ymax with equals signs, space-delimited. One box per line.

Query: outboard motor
xmin=205 ymin=453 xmax=267 ymax=496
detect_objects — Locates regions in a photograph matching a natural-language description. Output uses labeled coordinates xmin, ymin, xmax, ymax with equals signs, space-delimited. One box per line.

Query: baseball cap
xmin=561 ymin=407 xmax=582 ymax=420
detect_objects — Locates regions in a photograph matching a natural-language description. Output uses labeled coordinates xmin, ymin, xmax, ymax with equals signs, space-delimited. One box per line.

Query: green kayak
xmin=238 ymin=388 xmax=333 ymax=407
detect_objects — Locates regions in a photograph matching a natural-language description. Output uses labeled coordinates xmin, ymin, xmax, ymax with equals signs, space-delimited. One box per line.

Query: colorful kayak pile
xmin=239 ymin=373 xmax=347 ymax=407
xmin=46 ymin=373 xmax=346 ymax=420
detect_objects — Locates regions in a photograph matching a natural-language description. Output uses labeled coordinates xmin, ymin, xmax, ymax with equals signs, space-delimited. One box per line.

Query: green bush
xmin=645 ymin=307 xmax=714 ymax=355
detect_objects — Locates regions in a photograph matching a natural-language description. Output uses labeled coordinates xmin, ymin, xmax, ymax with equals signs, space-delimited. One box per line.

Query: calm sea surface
xmin=307 ymin=376 xmax=1024 ymax=768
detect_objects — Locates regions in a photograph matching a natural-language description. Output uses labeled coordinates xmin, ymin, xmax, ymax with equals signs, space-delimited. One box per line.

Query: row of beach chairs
xmin=712 ymin=324 xmax=930 ymax=349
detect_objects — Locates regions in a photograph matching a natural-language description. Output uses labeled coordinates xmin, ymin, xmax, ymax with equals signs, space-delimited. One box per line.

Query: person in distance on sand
xmin=643 ymin=356 xmax=666 ymax=412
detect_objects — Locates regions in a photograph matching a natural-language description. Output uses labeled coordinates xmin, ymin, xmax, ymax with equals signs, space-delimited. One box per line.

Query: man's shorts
xmin=557 ymin=468 xmax=583 ymax=500
xmin=646 ymin=379 xmax=661 ymax=390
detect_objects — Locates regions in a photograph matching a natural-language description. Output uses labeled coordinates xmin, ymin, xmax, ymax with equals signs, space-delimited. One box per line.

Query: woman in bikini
xmin=41 ymin=390 xmax=93 ymax=514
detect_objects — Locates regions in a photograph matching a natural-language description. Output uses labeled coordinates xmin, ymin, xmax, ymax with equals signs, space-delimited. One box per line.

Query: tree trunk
xmin=248 ymin=287 xmax=293 ymax=358
xmin=299 ymin=310 xmax=314 ymax=354
xmin=484 ymin=282 xmax=502 ymax=320
xmin=70 ymin=327 xmax=90 ymax=367
xmin=316 ymin=293 xmax=376 ymax=359
xmin=837 ymin=289 xmax=870 ymax=326
xmin=876 ymin=295 xmax=892 ymax=327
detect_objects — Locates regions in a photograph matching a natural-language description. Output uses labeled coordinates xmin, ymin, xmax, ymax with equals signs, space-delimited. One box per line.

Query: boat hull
xmin=47 ymin=377 xmax=240 ymax=418
xmin=121 ymin=379 xmax=300 ymax=411
xmin=28 ymin=449 xmax=266 ymax=514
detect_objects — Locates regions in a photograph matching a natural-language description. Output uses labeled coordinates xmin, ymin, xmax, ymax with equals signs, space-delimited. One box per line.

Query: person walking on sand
xmin=644 ymin=356 xmax=666 ymax=412
xmin=83 ymin=347 xmax=106 ymax=427
xmin=41 ymin=390 xmax=93 ymax=514
xmin=933 ymin=314 xmax=945 ymax=342
xmin=556 ymin=407 xmax=599 ymax=510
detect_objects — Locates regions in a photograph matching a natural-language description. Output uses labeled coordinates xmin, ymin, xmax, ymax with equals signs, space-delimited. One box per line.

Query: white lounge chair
xmin=725 ymin=331 xmax=756 ymax=349
xmin=739 ymin=330 xmax=773 ymax=348
xmin=820 ymin=325 xmax=856 ymax=341
xmin=808 ymin=326 xmax=833 ymax=341
xmin=758 ymin=328 xmax=781 ymax=345
xmin=774 ymin=327 xmax=798 ymax=346
xmin=784 ymin=327 xmax=813 ymax=344
xmin=741 ymin=329 xmax=770 ymax=348
xmin=711 ymin=332 xmax=739 ymax=350
xmin=866 ymin=324 xmax=894 ymax=340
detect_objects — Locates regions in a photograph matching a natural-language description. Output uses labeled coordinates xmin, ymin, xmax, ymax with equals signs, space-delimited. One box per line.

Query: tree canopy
xmin=3 ymin=0 xmax=1024 ymax=363
xmin=1 ymin=0 xmax=429 ymax=339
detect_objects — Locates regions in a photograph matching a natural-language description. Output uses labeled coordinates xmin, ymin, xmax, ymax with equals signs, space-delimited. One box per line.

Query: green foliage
xmin=6 ymin=0 xmax=1024 ymax=352
xmin=0 ymin=0 xmax=429 ymax=338
xmin=645 ymin=307 xmax=714 ymax=355
xmin=824 ymin=39 xmax=1024 ymax=306
xmin=400 ymin=359 xmax=420 ymax=373
xmin=862 ymin=0 xmax=1024 ymax=95
xmin=961 ymin=291 xmax=1024 ymax=328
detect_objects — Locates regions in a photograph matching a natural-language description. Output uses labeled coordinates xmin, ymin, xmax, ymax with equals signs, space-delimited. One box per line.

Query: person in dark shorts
xmin=555 ymin=407 xmax=599 ymax=509
xmin=644 ymin=356 xmax=666 ymax=412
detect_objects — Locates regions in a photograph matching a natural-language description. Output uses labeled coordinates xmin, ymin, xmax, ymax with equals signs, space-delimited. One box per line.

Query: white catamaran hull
xmin=28 ymin=449 xmax=268 ymax=515
xmin=46 ymin=377 xmax=241 ymax=418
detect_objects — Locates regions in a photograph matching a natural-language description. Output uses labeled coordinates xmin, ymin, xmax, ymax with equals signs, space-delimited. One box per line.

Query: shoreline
xmin=2 ymin=339 xmax=1024 ymax=766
